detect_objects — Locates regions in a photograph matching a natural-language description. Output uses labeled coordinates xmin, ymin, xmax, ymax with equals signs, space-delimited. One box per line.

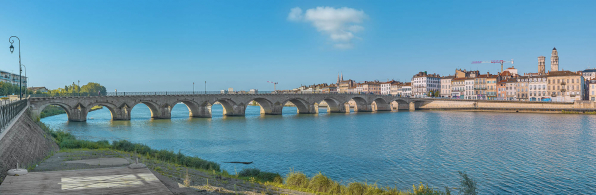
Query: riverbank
xmin=28 ymin=120 xmax=476 ymax=195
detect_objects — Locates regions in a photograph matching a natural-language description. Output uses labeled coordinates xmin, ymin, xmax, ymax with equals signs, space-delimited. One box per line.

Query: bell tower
xmin=551 ymin=47 xmax=559 ymax=71
xmin=538 ymin=56 xmax=545 ymax=74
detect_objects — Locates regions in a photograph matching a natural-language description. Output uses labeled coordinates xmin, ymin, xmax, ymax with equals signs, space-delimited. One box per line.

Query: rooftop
xmin=548 ymin=70 xmax=581 ymax=76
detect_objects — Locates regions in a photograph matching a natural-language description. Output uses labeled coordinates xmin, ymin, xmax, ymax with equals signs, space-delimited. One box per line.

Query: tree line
xmin=0 ymin=81 xmax=107 ymax=97
xmin=0 ymin=82 xmax=28 ymax=96
xmin=46 ymin=82 xmax=107 ymax=95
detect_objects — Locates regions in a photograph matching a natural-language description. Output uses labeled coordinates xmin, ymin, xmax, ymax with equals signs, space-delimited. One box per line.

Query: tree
xmin=80 ymin=82 xmax=107 ymax=95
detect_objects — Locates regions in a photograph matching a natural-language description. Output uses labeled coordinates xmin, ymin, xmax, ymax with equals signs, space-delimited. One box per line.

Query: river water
xmin=41 ymin=104 xmax=596 ymax=194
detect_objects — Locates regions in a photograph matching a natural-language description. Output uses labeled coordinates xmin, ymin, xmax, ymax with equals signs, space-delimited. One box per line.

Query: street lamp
xmin=21 ymin=64 xmax=26 ymax=96
xmin=9 ymin=36 xmax=22 ymax=100
xmin=193 ymin=82 xmax=195 ymax=94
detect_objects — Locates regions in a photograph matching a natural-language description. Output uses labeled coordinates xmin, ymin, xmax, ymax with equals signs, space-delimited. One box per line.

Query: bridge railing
xmin=27 ymin=91 xmax=399 ymax=97
xmin=0 ymin=99 xmax=28 ymax=134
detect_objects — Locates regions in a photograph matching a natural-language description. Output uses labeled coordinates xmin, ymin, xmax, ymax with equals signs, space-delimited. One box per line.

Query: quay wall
xmin=0 ymin=108 xmax=59 ymax=183
xmin=416 ymin=100 xmax=596 ymax=112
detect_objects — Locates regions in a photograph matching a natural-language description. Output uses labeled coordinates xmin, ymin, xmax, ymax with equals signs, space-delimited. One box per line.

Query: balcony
xmin=561 ymin=82 xmax=566 ymax=85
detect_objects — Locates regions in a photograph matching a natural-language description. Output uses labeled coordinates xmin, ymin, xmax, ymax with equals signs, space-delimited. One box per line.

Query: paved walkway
xmin=0 ymin=167 xmax=173 ymax=194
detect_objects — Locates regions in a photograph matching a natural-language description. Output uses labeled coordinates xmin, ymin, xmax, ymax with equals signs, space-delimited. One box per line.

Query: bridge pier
xmin=267 ymin=103 xmax=283 ymax=115
xmin=223 ymin=104 xmax=246 ymax=116
xmin=68 ymin=107 xmax=87 ymax=122
xmin=112 ymin=105 xmax=132 ymax=120
xmin=355 ymin=103 xmax=373 ymax=112
xmin=150 ymin=105 xmax=172 ymax=119
xmin=409 ymin=102 xmax=416 ymax=111
xmin=297 ymin=104 xmax=318 ymax=114
xmin=192 ymin=105 xmax=212 ymax=118
xmin=374 ymin=103 xmax=392 ymax=111
xmin=325 ymin=103 xmax=348 ymax=113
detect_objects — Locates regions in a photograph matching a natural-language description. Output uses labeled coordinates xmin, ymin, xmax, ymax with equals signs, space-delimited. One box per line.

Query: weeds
xmin=285 ymin=170 xmax=309 ymax=189
xmin=238 ymin=168 xmax=282 ymax=183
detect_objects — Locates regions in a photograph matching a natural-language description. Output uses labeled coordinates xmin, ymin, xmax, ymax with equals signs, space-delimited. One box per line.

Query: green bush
xmin=286 ymin=171 xmax=309 ymax=188
xmin=258 ymin=172 xmax=282 ymax=182
xmin=347 ymin=182 xmax=366 ymax=195
xmin=308 ymin=172 xmax=335 ymax=193
xmin=237 ymin=168 xmax=282 ymax=183
xmin=239 ymin=168 xmax=260 ymax=177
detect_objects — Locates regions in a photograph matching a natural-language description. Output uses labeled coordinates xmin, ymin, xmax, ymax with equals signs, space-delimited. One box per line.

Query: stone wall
xmin=416 ymin=99 xmax=596 ymax=111
xmin=0 ymin=109 xmax=59 ymax=183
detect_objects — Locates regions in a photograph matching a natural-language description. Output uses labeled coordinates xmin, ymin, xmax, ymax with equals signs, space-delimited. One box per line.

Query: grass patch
xmin=237 ymin=168 xmax=282 ymax=183
xmin=35 ymin=120 xmax=220 ymax=172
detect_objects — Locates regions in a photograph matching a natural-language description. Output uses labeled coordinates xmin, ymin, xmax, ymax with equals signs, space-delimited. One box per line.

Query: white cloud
xmin=288 ymin=6 xmax=367 ymax=49
xmin=287 ymin=7 xmax=303 ymax=21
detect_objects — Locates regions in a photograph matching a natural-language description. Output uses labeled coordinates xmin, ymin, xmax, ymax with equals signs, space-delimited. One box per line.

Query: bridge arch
xmin=349 ymin=96 xmax=371 ymax=112
xmin=131 ymin=100 xmax=164 ymax=119
xmin=86 ymin=102 xmax=121 ymax=120
xmin=212 ymin=98 xmax=245 ymax=116
xmin=282 ymin=98 xmax=316 ymax=114
xmin=371 ymin=98 xmax=391 ymax=111
xmin=35 ymin=102 xmax=73 ymax=121
xmin=389 ymin=98 xmax=410 ymax=111
xmin=171 ymin=100 xmax=201 ymax=118
xmin=317 ymin=97 xmax=345 ymax=113
xmin=246 ymin=97 xmax=277 ymax=115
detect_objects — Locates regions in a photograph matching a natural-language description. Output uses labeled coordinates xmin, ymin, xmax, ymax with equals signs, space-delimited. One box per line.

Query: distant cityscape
xmin=277 ymin=48 xmax=596 ymax=102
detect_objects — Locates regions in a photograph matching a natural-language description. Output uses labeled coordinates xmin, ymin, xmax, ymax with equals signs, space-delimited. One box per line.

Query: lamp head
xmin=9 ymin=44 xmax=14 ymax=53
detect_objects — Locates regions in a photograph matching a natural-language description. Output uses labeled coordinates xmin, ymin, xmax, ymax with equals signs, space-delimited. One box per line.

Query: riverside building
xmin=465 ymin=78 xmax=474 ymax=99
xmin=451 ymin=78 xmax=466 ymax=99
xmin=528 ymin=76 xmax=548 ymax=101
xmin=547 ymin=71 xmax=584 ymax=102
xmin=411 ymin=71 xmax=441 ymax=98
xmin=440 ymin=76 xmax=454 ymax=98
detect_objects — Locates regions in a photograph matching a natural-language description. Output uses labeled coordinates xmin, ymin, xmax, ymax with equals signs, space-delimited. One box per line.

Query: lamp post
xmin=20 ymin=64 xmax=26 ymax=96
xmin=193 ymin=82 xmax=195 ymax=94
xmin=204 ymin=81 xmax=206 ymax=94
xmin=9 ymin=36 xmax=22 ymax=100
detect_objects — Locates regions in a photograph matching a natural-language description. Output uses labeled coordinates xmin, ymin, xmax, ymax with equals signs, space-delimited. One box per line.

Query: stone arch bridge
xmin=29 ymin=94 xmax=417 ymax=122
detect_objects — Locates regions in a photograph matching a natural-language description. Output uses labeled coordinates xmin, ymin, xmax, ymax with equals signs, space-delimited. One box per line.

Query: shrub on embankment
xmin=274 ymin=170 xmax=478 ymax=195
xmin=35 ymin=121 xmax=220 ymax=172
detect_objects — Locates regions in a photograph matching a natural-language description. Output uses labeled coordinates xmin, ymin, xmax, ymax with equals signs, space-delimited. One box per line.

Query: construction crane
xmin=267 ymin=81 xmax=278 ymax=91
xmin=471 ymin=59 xmax=514 ymax=73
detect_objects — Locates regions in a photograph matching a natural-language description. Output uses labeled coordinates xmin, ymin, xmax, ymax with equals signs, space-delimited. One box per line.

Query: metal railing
xmin=28 ymin=91 xmax=413 ymax=97
xmin=0 ymin=99 xmax=27 ymax=133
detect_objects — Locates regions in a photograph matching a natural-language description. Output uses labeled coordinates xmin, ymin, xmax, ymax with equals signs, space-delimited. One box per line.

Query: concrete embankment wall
xmin=417 ymin=100 xmax=596 ymax=112
xmin=0 ymin=108 xmax=59 ymax=183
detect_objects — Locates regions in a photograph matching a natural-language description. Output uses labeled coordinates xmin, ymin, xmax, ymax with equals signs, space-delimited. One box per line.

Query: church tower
xmin=538 ymin=56 xmax=546 ymax=74
xmin=551 ymin=47 xmax=559 ymax=71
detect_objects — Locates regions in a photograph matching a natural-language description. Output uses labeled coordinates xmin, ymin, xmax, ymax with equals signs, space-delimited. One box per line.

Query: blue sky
xmin=0 ymin=0 xmax=595 ymax=92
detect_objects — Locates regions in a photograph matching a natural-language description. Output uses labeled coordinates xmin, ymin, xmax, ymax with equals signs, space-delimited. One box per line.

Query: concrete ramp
xmin=0 ymin=167 xmax=172 ymax=194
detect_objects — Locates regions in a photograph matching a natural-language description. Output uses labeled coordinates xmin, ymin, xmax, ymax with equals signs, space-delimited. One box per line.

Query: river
xmin=41 ymin=104 xmax=596 ymax=194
